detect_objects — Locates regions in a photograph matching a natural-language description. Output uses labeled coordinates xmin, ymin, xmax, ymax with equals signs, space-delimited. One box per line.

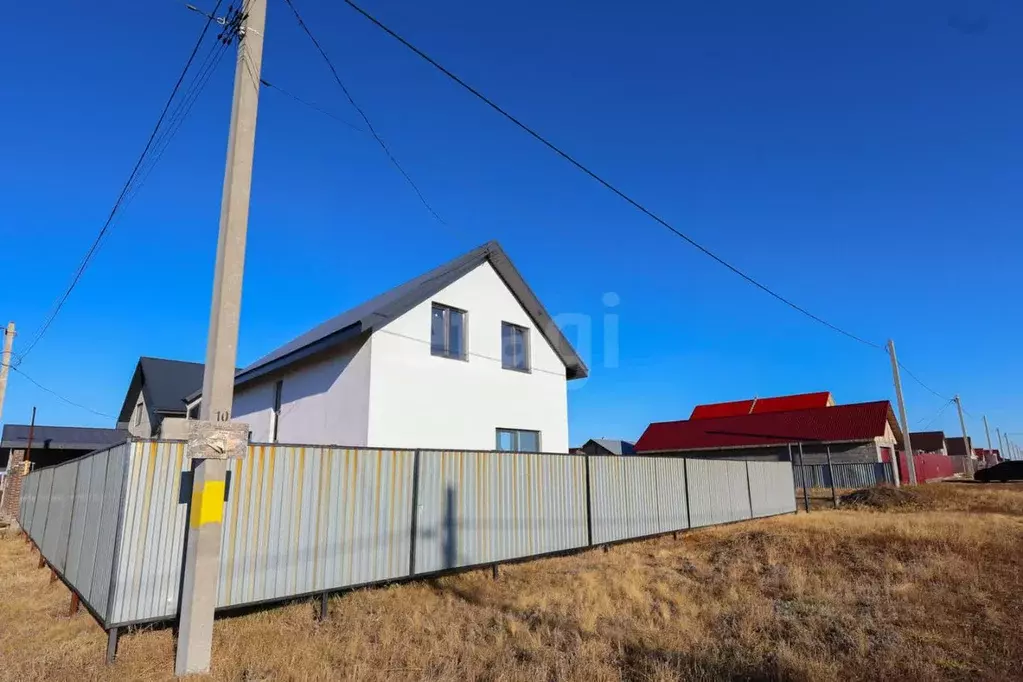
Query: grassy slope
xmin=2 ymin=483 xmax=1022 ymax=681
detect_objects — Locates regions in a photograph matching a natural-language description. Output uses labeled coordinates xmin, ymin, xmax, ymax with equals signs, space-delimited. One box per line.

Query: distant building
xmin=577 ymin=439 xmax=636 ymax=456
xmin=116 ymin=357 xmax=205 ymax=438
xmin=0 ymin=424 xmax=126 ymax=471
xmin=635 ymin=400 xmax=902 ymax=465
xmin=946 ymin=436 xmax=974 ymax=459
xmin=689 ymin=392 xmax=834 ymax=420
xmin=909 ymin=431 xmax=948 ymax=456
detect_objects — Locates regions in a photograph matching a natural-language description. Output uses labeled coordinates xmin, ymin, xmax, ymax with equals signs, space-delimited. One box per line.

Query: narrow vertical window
xmin=430 ymin=303 xmax=467 ymax=360
xmin=272 ymin=379 xmax=283 ymax=443
xmin=501 ymin=322 xmax=530 ymax=371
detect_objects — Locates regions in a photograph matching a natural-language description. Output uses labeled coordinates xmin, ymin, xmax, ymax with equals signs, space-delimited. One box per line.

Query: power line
xmin=339 ymin=0 xmax=883 ymax=350
xmin=916 ymin=399 xmax=952 ymax=430
xmin=260 ymin=77 xmax=365 ymax=132
xmin=10 ymin=366 xmax=116 ymax=420
xmin=282 ymin=0 xmax=455 ymax=234
xmin=14 ymin=1 xmax=227 ymax=366
xmin=896 ymin=359 xmax=951 ymax=401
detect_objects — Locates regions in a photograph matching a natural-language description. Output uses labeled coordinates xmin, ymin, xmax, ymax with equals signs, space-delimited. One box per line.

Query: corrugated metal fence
xmin=792 ymin=462 xmax=894 ymax=490
xmin=20 ymin=441 xmax=796 ymax=631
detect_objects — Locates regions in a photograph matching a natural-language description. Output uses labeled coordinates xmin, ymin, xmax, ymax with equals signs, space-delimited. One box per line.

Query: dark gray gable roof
xmin=588 ymin=438 xmax=636 ymax=455
xmin=118 ymin=357 xmax=206 ymax=422
xmin=230 ymin=241 xmax=588 ymax=389
xmin=1 ymin=424 xmax=127 ymax=451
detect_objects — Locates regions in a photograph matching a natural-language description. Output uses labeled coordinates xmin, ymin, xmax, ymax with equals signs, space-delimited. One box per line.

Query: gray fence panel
xmin=30 ymin=467 xmax=55 ymax=541
xmin=41 ymin=462 xmax=79 ymax=572
xmin=90 ymin=444 xmax=128 ymax=622
xmin=65 ymin=448 xmax=112 ymax=607
xmin=19 ymin=472 xmax=39 ymax=532
xmin=588 ymin=456 xmax=630 ymax=544
xmin=109 ymin=444 xmax=417 ymax=625
xmin=415 ymin=451 xmax=587 ymax=574
xmin=793 ymin=462 xmax=892 ymax=490
xmin=685 ymin=459 xmax=716 ymax=528
xmin=726 ymin=461 xmax=753 ymax=522
xmin=748 ymin=461 xmax=797 ymax=517
xmin=627 ymin=457 xmax=661 ymax=539
xmin=654 ymin=457 xmax=689 ymax=533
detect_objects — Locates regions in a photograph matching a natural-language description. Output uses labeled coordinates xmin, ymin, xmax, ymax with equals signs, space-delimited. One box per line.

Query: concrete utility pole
xmin=982 ymin=415 xmax=994 ymax=466
xmin=175 ymin=0 xmax=265 ymax=676
xmin=953 ymin=395 xmax=972 ymax=474
xmin=886 ymin=340 xmax=916 ymax=485
xmin=996 ymin=428 xmax=1005 ymax=461
xmin=0 ymin=322 xmax=15 ymax=425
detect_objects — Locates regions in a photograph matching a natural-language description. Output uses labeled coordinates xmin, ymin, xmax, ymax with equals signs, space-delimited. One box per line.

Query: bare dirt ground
xmin=2 ymin=482 xmax=1022 ymax=681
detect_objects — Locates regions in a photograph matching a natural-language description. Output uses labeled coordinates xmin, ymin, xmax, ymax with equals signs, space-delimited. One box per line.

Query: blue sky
xmin=0 ymin=0 xmax=1019 ymax=448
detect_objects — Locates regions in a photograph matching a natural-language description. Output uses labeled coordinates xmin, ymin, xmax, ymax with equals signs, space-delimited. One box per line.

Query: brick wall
xmin=0 ymin=449 xmax=25 ymax=524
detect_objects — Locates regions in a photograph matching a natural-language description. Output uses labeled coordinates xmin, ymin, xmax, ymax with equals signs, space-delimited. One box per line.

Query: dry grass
xmin=3 ymin=482 xmax=1023 ymax=681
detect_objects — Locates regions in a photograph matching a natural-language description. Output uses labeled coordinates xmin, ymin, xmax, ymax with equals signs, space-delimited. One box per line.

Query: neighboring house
xmin=578 ymin=439 xmax=636 ymax=456
xmin=909 ymin=430 xmax=948 ymax=456
xmin=634 ymin=400 xmax=902 ymax=465
xmin=946 ymin=436 xmax=974 ymax=459
xmin=689 ymin=392 xmax=835 ymax=420
xmin=186 ymin=241 xmax=587 ymax=453
xmin=116 ymin=357 xmax=206 ymax=438
xmin=1 ymin=424 xmax=127 ymax=471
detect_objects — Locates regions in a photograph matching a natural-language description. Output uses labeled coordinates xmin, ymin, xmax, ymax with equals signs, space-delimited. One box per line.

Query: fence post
xmin=825 ymin=445 xmax=839 ymax=509
xmin=583 ymin=455 xmax=593 ymax=547
xmin=408 ymin=450 xmax=421 ymax=576
xmin=745 ymin=461 xmax=754 ymax=518
xmin=797 ymin=443 xmax=810 ymax=513
xmin=683 ymin=458 xmax=692 ymax=528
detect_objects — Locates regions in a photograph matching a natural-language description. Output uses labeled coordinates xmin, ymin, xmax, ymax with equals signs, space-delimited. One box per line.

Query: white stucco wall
xmin=366 ymin=261 xmax=570 ymax=452
xmin=230 ymin=338 xmax=372 ymax=446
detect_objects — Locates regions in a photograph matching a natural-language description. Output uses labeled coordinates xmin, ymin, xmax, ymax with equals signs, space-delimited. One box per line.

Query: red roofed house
xmin=636 ymin=398 xmax=903 ymax=466
xmin=689 ymin=392 xmax=835 ymax=420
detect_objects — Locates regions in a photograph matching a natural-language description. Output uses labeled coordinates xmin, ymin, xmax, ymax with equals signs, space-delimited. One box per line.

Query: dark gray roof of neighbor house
xmin=946 ymin=436 xmax=974 ymax=458
xmin=211 ymin=241 xmax=588 ymax=393
xmin=588 ymin=439 xmax=636 ymax=455
xmin=1 ymin=424 xmax=127 ymax=451
xmin=118 ymin=357 xmax=205 ymax=423
xmin=909 ymin=430 xmax=947 ymax=453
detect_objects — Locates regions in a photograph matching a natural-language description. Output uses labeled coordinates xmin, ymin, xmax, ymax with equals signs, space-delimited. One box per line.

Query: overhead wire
xmin=10 ymin=366 xmax=116 ymax=420
xmin=13 ymin=0 xmax=228 ymax=366
xmin=282 ymin=0 xmax=456 ymax=234
xmin=260 ymin=77 xmax=365 ymax=132
xmin=916 ymin=399 xmax=952 ymax=430
xmin=338 ymin=0 xmax=883 ymax=350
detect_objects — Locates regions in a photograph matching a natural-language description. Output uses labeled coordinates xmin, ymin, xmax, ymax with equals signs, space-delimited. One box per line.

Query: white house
xmin=186 ymin=242 xmax=587 ymax=453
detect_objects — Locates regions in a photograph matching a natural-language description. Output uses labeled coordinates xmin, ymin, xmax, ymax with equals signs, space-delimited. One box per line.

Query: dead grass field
xmin=2 ymin=482 xmax=1022 ymax=681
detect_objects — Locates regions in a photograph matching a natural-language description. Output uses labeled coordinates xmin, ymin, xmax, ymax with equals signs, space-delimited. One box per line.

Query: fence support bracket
xmin=69 ymin=592 xmax=80 ymax=617
xmin=492 ymin=564 xmax=499 ymax=580
xmin=106 ymin=627 xmax=119 ymax=665
xmin=318 ymin=592 xmax=328 ymax=622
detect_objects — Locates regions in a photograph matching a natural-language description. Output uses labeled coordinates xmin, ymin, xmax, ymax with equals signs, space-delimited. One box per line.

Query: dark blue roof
xmin=1 ymin=424 xmax=127 ymax=451
xmin=221 ymin=241 xmax=587 ymax=391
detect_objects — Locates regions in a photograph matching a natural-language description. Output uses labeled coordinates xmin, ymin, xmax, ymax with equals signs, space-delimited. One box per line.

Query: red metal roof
xmin=689 ymin=392 xmax=832 ymax=419
xmin=637 ymin=400 xmax=897 ymax=453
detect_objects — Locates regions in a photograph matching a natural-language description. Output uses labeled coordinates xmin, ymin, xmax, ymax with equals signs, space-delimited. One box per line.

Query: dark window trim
xmin=496 ymin=427 xmax=542 ymax=453
xmin=431 ymin=302 xmax=468 ymax=361
xmin=501 ymin=321 xmax=531 ymax=373
xmin=271 ymin=379 xmax=283 ymax=443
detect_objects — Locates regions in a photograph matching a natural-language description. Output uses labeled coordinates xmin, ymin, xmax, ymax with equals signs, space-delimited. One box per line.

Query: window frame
xmin=501 ymin=321 xmax=531 ymax=373
xmin=496 ymin=428 xmax=542 ymax=453
xmin=271 ymin=379 xmax=283 ymax=443
xmin=430 ymin=302 xmax=468 ymax=361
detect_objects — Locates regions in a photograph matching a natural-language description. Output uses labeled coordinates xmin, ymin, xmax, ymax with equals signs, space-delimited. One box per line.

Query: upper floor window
xmin=501 ymin=322 xmax=530 ymax=372
xmin=271 ymin=379 xmax=283 ymax=443
xmin=497 ymin=428 xmax=541 ymax=453
xmin=134 ymin=402 xmax=143 ymax=427
xmin=431 ymin=303 xmax=466 ymax=360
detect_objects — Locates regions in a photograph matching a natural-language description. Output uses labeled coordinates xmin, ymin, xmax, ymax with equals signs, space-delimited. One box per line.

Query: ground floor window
xmin=496 ymin=428 xmax=541 ymax=453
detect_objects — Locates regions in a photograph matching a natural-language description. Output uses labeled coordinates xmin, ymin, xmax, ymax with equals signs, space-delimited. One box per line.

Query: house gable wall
xmin=366 ymin=261 xmax=569 ymax=452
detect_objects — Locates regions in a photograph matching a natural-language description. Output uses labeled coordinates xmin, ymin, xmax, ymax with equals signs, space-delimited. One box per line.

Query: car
xmin=974 ymin=461 xmax=1023 ymax=483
